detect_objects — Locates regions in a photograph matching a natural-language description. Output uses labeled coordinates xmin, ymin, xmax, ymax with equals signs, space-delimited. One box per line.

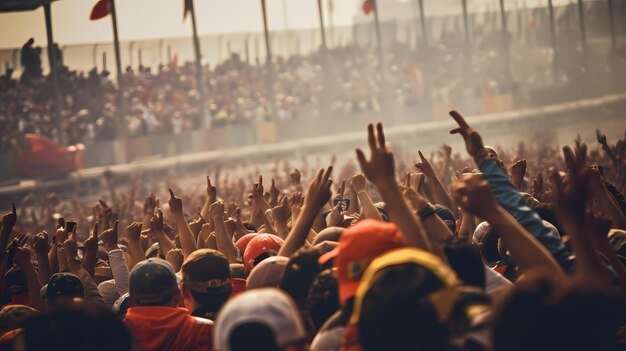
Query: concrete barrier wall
xmin=0 ymin=92 xmax=624 ymax=200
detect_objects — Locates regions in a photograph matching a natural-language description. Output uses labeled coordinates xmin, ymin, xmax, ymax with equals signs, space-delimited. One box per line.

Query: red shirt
xmin=124 ymin=306 xmax=213 ymax=351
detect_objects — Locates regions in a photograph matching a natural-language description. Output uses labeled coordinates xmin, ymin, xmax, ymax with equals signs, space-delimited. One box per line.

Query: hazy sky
xmin=0 ymin=0 xmax=361 ymax=48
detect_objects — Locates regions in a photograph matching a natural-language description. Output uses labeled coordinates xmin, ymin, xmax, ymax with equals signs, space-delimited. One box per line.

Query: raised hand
xmin=13 ymin=246 xmax=32 ymax=268
xmin=451 ymin=174 xmax=499 ymax=219
xmin=290 ymin=169 xmax=301 ymax=187
xmin=126 ymin=221 xmax=143 ymax=244
xmin=531 ymin=173 xmax=544 ymax=198
xmin=209 ymin=201 xmax=226 ymax=221
xmin=271 ymin=196 xmax=290 ymax=225
xmin=415 ymin=150 xmax=436 ymax=178
xmin=355 ymin=123 xmax=395 ymax=186
xmin=165 ymin=249 xmax=184 ymax=272
xmin=449 ymin=110 xmax=485 ymax=158
xmin=83 ymin=222 xmax=100 ymax=258
xmin=168 ymin=188 xmax=184 ymax=216
xmin=1 ymin=203 xmax=17 ymax=231
xmin=304 ymin=167 xmax=333 ymax=210
xmin=144 ymin=194 xmax=157 ymax=217
xmin=596 ymin=129 xmax=607 ymax=146
xmin=551 ymin=145 xmax=589 ymax=223
xmin=288 ymin=192 xmax=304 ymax=221
xmin=150 ymin=209 xmax=164 ymax=235
xmin=63 ymin=233 xmax=78 ymax=260
xmin=100 ymin=220 xmax=119 ymax=251
xmin=33 ymin=231 xmax=50 ymax=256
xmin=206 ymin=176 xmax=217 ymax=204
xmin=349 ymin=173 xmax=366 ymax=193
xmin=510 ymin=159 xmax=527 ymax=190
xmin=251 ymin=176 xmax=265 ymax=202
xmin=269 ymin=179 xmax=281 ymax=207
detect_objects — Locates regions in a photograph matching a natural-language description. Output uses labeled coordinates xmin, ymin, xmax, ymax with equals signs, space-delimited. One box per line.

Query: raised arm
xmin=356 ymin=123 xmax=443 ymax=259
xmin=349 ymin=173 xmax=383 ymax=221
xmin=209 ymin=201 xmax=239 ymax=263
xmin=81 ymin=222 xmax=100 ymax=279
xmin=100 ymin=220 xmax=129 ymax=295
xmin=168 ymin=188 xmax=197 ymax=257
xmin=452 ymin=173 xmax=566 ymax=284
xmin=449 ymin=110 xmax=574 ymax=271
xmin=416 ymin=151 xmax=456 ymax=214
xmin=279 ymin=167 xmax=333 ymax=257
xmin=13 ymin=247 xmax=45 ymax=311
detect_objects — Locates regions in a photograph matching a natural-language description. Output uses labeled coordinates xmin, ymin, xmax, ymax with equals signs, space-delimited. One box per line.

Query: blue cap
xmin=46 ymin=273 xmax=84 ymax=301
xmin=129 ymin=258 xmax=178 ymax=305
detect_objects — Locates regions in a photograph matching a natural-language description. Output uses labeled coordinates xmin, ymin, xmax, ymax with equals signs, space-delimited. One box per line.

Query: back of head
xmin=357 ymin=263 xmax=449 ymax=351
xmin=22 ymin=304 xmax=132 ymax=351
xmin=306 ymin=268 xmax=340 ymax=331
xmin=182 ymin=249 xmax=232 ymax=312
xmin=495 ymin=280 xmax=620 ymax=351
xmin=214 ymin=288 xmax=306 ymax=351
xmin=129 ymin=258 xmax=178 ymax=306
xmin=247 ymin=256 xmax=288 ymax=290
xmin=229 ymin=322 xmax=281 ymax=351
xmin=443 ymin=238 xmax=485 ymax=289
xmin=280 ymin=247 xmax=323 ymax=309
xmin=45 ymin=272 xmax=84 ymax=306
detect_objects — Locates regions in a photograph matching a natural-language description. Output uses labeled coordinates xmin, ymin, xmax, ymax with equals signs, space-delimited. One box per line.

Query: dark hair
xmin=306 ymin=269 xmax=340 ymax=330
xmin=22 ymin=304 xmax=133 ymax=351
xmin=190 ymin=289 xmax=231 ymax=313
xmin=229 ymin=322 xmax=281 ymax=351
xmin=480 ymin=227 xmax=502 ymax=264
xmin=533 ymin=204 xmax=564 ymax=237
xmin=279 ymin=247 xmax=322 ymax=309
xmin=443 ymin=238 xmax=485 ymax=289
xmin=357 ymin=263 xmax=450 ymax=351
xmin=495 ymin=280 xmax=620 ymax=351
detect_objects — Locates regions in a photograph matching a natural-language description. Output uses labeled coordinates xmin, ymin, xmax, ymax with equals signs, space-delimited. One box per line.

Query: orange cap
xmin=318 ymin=219 xmax=404 ymax=305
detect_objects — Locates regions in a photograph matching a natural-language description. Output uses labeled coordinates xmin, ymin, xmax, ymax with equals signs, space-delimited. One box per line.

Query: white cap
xmin=213 ymin=288 xmax=306 ymax=351
xmin=246 ymin=256 xmax=288 ymax=290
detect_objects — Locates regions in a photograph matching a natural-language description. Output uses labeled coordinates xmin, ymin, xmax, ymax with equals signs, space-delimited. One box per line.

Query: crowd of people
xmin=5 ymin=0 xmax=624 ymax=154
xmin=0 ymin=108 xmax=624 ymax=350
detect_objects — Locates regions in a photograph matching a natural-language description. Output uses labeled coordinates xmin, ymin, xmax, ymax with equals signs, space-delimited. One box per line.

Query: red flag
xmin=90 ymin=0 xmax=110 ymax=20
xmin=183 ymin=0 xmax=192 ymax=20
xmin=362 ymin=0 xmax=372 ymax=15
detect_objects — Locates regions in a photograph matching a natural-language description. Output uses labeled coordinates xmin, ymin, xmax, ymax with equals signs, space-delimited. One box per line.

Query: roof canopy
xmin=0 ymin=0 xmax=58 ymax=13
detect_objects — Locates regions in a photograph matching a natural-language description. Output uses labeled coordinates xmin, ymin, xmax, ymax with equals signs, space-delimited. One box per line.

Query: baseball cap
xmin=243 ymin=234 xmax=284 ymax=272
xmin=313 ymin=227 xmax=345 ymax=245
xmin=213 ymin=288 xmax=306 ymax=351
xmin=129 ymin=258 xmax=178 ymax=305
xmin=350 ymin=247 xmax=461 ymax=325
xmin=180 ymin=249 xmax=231 ymax=294
xmin=434 ymin=204 xmax=456 ymax=233
xmin=318 ymin=219 xmax=405 ymax=304
xmin=246 ymin=256 xmax=288 ymax=290
xmin=235 ymin=233 xmax=259 ymax=255
xmin=4 ymin=266 xmax=27 ymax=296
xmin=45 ymin=273 xmax=84 ymax=301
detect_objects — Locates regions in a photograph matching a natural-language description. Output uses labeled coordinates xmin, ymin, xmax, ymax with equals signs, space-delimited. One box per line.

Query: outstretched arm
xmin=279 ymin=167 xmax=333 ymax=257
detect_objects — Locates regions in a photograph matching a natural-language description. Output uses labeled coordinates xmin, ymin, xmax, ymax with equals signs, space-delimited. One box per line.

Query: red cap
xmin=318 ymin=219 xmax=404 ymax=305
xmin=231 ymin=278 xmax=247 ymax=297
xmin=243 ymin=234 xmax=284 ymax=272
xmin=235 ymin=233 xmax=259 ymax=254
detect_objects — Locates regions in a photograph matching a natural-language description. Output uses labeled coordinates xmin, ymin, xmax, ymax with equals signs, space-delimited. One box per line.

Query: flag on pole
xmin=362 ymin=0 xmax=372 ymax=15
xmin=90 ymin=0 xmax=110 ymax=20
xmin=183 ymin=0 xmax=192 ymax=20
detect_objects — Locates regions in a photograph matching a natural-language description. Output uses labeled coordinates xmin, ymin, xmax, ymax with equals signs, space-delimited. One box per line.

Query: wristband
xmin=418 ymin=204 xmax=436 ymax=220
xmin=474 ymin=147 xmax=498 ymax=166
